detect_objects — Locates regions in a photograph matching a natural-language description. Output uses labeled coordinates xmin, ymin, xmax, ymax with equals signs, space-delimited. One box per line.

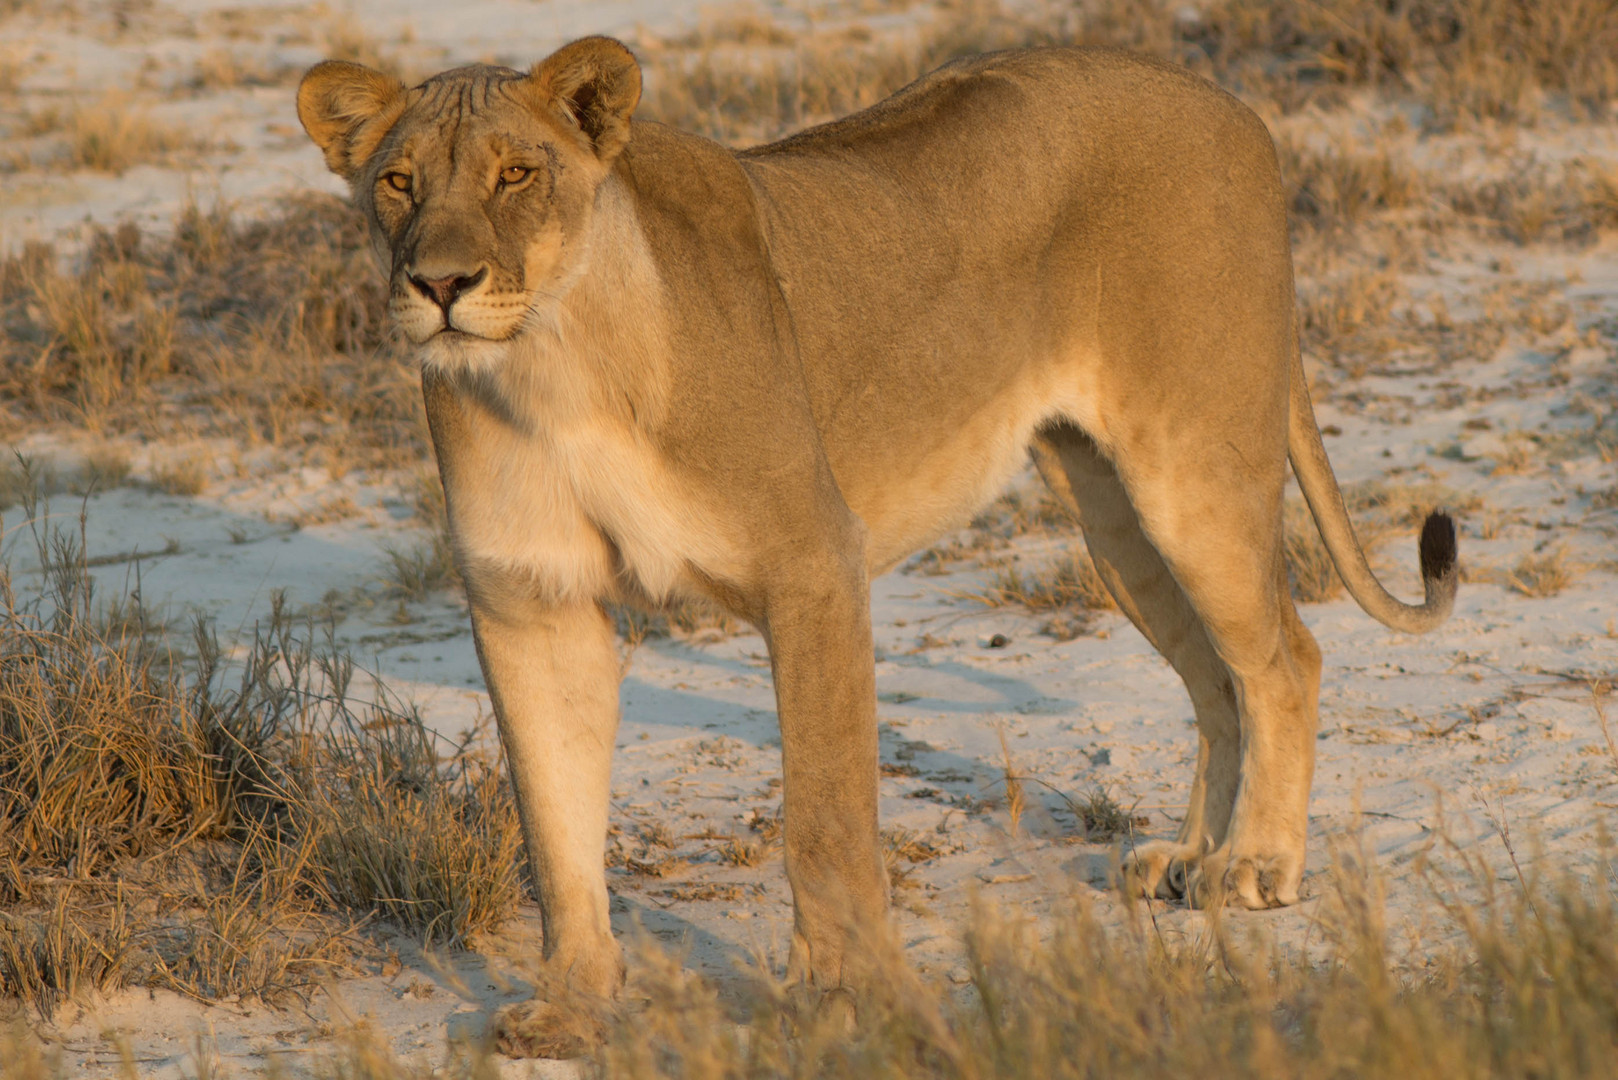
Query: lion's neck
xmin=429 ymin=175 xmax=670 ymax=437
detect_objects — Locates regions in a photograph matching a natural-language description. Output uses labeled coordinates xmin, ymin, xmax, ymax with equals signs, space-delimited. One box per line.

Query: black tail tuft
xmin=1419 ymin=511 xmax=1458 ymax=582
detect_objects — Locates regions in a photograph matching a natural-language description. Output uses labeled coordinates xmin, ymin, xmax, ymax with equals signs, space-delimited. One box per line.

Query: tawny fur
xmin=298 ymin=37 xmax=1457 ymax=1058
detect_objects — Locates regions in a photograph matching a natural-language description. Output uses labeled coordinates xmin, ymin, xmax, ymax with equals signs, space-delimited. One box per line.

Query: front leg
xmin=471 ymin=591 xmax=623 ymax=1057
xmin=763 ymin=536 xmax=890 ymax=994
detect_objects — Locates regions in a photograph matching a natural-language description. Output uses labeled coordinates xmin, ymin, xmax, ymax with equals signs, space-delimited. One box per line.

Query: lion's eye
xmin=499 ymin=166 xmax=531 ymax=187
xmin=383 ymin=172 xmax=412 ymax=193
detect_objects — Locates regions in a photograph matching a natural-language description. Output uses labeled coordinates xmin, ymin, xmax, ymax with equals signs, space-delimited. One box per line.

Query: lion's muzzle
xmin=411 ymin=266 xmax=488 ymax=315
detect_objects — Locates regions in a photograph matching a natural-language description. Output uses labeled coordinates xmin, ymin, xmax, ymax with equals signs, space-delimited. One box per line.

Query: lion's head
xmin=296 ymin=38 xmax=641 ymax=358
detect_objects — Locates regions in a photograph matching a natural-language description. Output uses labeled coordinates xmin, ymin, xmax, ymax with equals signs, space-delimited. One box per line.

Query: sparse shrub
xmin=75 ymin=446 xmax=131 ymax=493
xmin=61 ymin=100 xmax=190 ymax=173
xmin=972 ymin=544 xmax=1117 ymax=614
xmin=0 ymin=195 xmax=416 ymax=469
xmin=0 ymin=504 xmax=523 ymax=1014
xmin=149 ymin=453 xmax=208 ymax=495
xmin=382 ymin=530 xmax=458 ymax=600
xmin=0 ymin=888 xmax=132 ymax=1019
xmin=1507 ymin=547 xmax=1577 ymax=597
xmin=1279 ymin=138 xmax=1424 ymax=230
xmin=1297 ymin=269 xmax=1402 ymax=359
xmin=1073 ymin=786 xmax=1136 ymax=841
xmin=300 ymin=702 xmax=524 ymax=947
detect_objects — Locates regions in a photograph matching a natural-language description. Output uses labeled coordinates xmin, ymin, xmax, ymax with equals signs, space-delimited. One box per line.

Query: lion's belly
xmin=446 ymin=410 xmax=739 ymax=608
xmin=832 ymin=354 xmax=1105 ymax=574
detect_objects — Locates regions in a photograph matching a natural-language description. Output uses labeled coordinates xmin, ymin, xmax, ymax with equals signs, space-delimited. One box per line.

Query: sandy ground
xmin=2 ymin=0 xmax=1617 ymax=1075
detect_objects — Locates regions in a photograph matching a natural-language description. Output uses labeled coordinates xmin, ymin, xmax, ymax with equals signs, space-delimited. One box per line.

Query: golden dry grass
xmin=0 ymin=508 xmax=522 ymax=1016
xmin=591 ymin=833 xmax=1618 ymax=1080
xmin=1506 ymin=546 xmax=1579 ymax=597
xmin=149 ymin=453 xmax=208 ymax=495
xmin=14 ymin=97 xmax=194 ymax=174
xmin=973 ymin=545 xmax=1117 ymax=614
xmin=1281 ymin=138 xmax=1426 ymax=232
xmin=59 ymin=99 xmax=192 ymax=173
xmin=0 ymin=196 xmax=416 ymax=462
xmin=1283 ymin=497 xmax=1386 ymax=603
xmin=9 ymin=830 xmax=1616 ymax=1078
xmin=638 ymin=0 xmax=1618 ymax=149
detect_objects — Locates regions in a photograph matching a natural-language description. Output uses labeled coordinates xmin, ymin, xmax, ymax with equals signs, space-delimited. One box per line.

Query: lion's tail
xmin=1286 ymin=344 xmax=1458 ymax=634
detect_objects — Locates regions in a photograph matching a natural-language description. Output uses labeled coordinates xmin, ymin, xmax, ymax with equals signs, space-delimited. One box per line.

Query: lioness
xmin=298 ymin=37 xmax=1456 ymax=1056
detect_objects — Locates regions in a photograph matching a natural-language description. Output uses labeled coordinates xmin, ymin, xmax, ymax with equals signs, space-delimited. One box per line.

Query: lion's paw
xmin=490 ymin=997 xmax=606 ymax=1060
xmin=1122 ymin=840 xmax=1202 ymax=901
xmin=1189 ymin=849 xmax=1302 ymax=910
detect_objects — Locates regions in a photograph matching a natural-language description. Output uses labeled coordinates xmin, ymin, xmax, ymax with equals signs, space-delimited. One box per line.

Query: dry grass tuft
xmin=381 ymin=533 xmax=457 ymax=601
xmin=882 ymin=825 xmax=947 ymax=891
xmin=1072 ymin=786 xmax=1138 ymax=841
xmin=997 ymin=727 xmax=1026 ymax=837
xmin=0 ymin=503 xmax=522 ymax=1014
xmin=1350 ymin=477 xmax=1485 ymax=528
xmin=639 ymin=1 xmax=1065 ymax=145
xmin=1281 ymin=138 xmax=1424 ymax=231
xmin=613 ymin=597 xmax=745 ymax=646
xmin=75 ymin=445 xmax=131 ymax=493
xmin=0 ymin=534 xmax=270 ymax=878
xmin=971 ymin=544 xmax=1117 ymax=617
xmin=0 ymin=888 xmax=132 ymax=1019
xmin=382 ymin=466 xmax=461 ymax=602
xmin=0 ymin=195 xmax=418 ymax=468
xmin=1297 ymin=269 xmax=1403 ymax=361
xmin=1506 ymin=546 xmax=1578 ymax=597
xmin=149 ymin=453 xmax=208 ymax=496
xmin=1285 ymin=484 xmax=1450 ymax=603
xmin=1448 ymin=157 xmax=1618 ymax=244
xmin=59 ymin=99 xmax=192 ymax=174
xmin=6 ymin=836 xmax=1618 ymax=1078
xmin=1286 ymin=498 xmax=1350 ymax=603
xmin=638 ymin=0 xmax=1618 ymax=152
xmin=301 ymin=702 xmax=524 ymax=947
xmin=191 ymin=48 xmax=287 ymax=91
xmin=591 ymin=832 xmax=1618 ymax=1080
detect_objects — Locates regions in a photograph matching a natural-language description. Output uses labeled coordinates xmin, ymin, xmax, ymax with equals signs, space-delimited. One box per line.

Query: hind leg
xmin=1103 ymin=441 xmax=1320 ymax=909
xmin=1032 ymin=430 xmax=1241 ymax=899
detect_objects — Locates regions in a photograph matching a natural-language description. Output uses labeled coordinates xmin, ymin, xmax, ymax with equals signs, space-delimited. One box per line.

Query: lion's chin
xmin=416 ymin=327 xmax=517 ymax=378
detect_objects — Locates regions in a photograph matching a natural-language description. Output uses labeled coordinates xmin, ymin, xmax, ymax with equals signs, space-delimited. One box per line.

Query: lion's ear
xmin=297 ymin=61 xmax=407 ymax=181
xmin=530 ymin=37 xmax=641 ymax=164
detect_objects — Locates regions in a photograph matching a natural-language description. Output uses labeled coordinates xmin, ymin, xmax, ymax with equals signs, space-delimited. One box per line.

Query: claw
xmin=1133 ymin=843 xmax=1303 ymax=910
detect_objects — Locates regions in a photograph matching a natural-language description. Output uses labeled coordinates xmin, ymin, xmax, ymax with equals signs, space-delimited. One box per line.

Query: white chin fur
xmin=418 ymin=331 xmax=516 ymax=377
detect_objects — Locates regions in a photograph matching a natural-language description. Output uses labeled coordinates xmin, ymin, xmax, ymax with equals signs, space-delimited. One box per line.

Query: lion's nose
xmin=409 ymin=267 xmax=487 ymax=312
